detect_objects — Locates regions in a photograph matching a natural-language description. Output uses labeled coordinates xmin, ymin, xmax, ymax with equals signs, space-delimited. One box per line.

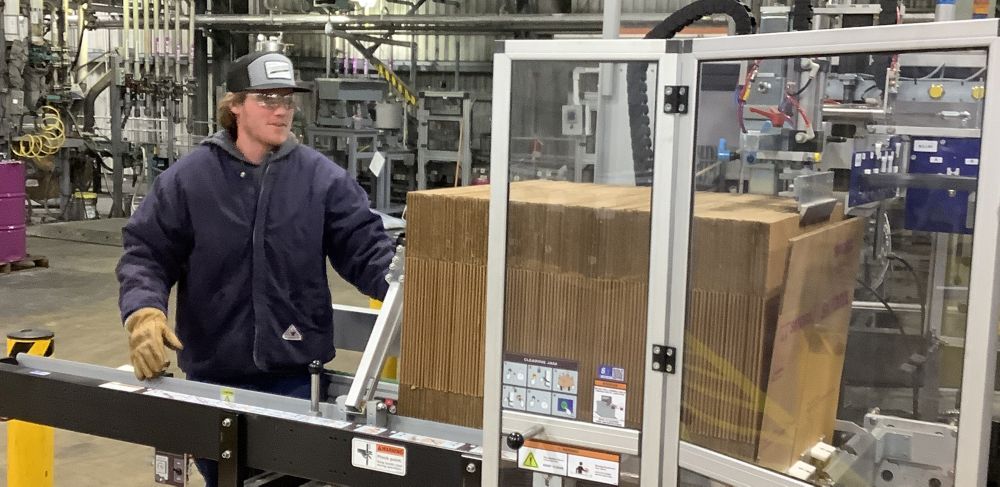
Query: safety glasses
xmin=250 ymin=92 xmax=297 ymax=111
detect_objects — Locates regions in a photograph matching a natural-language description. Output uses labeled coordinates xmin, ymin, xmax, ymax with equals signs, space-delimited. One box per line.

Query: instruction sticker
xmin=520 ymin=440 xmax=620 ymax=485
xmin=352 ymin=438 xmax=407 ymax=476
xmin=503 ymin=353 xmax=578 ymax=419
xmin=593 ymin=380 xmax=627 ymax=428
xmin=568 ymin=452 xmax=621 ymax=485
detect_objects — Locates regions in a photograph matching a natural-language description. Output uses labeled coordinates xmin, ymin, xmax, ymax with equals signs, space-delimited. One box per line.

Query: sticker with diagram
xmin=592 ymin=380 xmax=626 ymax=428
xmin=502 ymin=353 xmax=578 ymax=419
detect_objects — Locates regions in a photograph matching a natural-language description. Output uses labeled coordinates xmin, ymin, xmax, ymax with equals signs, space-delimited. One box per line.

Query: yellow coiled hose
xmin=11 ymin=106 xmax=66 ymax=161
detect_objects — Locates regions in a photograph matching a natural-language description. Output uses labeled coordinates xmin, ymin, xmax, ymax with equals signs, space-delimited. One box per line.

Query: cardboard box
xmin=399 ymin=181 xmax=860 ymax=470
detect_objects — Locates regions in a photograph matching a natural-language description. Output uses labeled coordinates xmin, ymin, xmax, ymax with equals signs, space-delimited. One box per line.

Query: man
xmin=116 ymin=51 xmax=395 ymax=486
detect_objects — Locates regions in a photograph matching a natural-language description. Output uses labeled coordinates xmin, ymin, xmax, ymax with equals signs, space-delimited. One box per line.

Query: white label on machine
xmin=369 ymin=151 xmax=386 ymax=177
xmin=567 ymin=453 xmax=620 ymax=485
xmin=351 ymin=438 xmax=407 ymax=476
xmin=25 ymin=179 xmax=38 ymax=188
xmin=966 ymin=158 xmax=980 ymax=166
xmin=99 ymin=381 xmax=145 ymax=393
xmin=592 ymin=381 xmax=626 ymax=428
xmin=155 ymin=454 xmax=169 ymax=479
xmin=353 ymin=425 xmax=388 ymax=436
xmin=518 ymin=444 xmax=567 ymax=476
xmin=913 ymin=140 xmax=939 ymax=153
xmin=854 ymin=153 xmax=864 ymax=167
xmin=929 ymin=156 xmax=944 ymax=164
xmin=388 ymin=431 xmax=466 ymax=451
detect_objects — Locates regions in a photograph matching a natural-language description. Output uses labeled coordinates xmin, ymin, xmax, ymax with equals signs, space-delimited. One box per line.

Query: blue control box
xmin=904 ymin=137 xmax=980 ymax=235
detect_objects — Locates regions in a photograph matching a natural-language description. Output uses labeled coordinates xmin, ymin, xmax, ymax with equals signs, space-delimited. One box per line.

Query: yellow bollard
xmin=6 ymin=329 xmax=55 ymax=487
xmin=369 ymin=299 xmax=399 ymax=381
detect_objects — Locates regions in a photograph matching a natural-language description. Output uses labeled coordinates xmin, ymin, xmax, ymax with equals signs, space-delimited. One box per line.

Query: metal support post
xmin=6 ymin=329 xmax=55 ymax=487
xmin=217 ymin=412 xmax=245 ymax=487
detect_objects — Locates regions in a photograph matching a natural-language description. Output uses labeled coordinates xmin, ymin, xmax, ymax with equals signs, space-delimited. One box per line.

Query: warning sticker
xmin=351 ymin=438 xmax=407 ymax=476
xmin=593 ymin=380 xmax=627 ymax=428
xmin=520 ymin=440 xmax=620 ymax=485
xmin=518 ymin=444 xmax=567 ymax=476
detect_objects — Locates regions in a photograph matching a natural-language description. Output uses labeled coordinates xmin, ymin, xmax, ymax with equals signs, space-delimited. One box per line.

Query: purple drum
xmin=0 ymin=160 xmax=27 ymax=264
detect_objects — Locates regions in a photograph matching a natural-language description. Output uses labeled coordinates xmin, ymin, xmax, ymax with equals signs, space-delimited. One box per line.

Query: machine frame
xmin=482 ymin=19 xmax=1000 ymax=487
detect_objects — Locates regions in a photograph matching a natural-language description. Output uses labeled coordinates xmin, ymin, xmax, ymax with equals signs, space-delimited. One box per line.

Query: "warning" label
xmin=351 ymin=438 xmax=407 ymax=476
xmin=518 ymin=444 xmax=568 ymax=476
xmin=517 ymin=439 xmax=621 ymax=485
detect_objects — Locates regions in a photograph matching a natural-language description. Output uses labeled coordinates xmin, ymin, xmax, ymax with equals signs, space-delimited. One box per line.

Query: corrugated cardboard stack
xmin=399 ymin=181 xmax=861 ymax=470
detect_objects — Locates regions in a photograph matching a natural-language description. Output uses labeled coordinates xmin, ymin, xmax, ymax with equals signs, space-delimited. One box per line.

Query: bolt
xmin=653 ymin=362 xmax=661 ymax=370
xmin=466 ymin=463 xmax=477 ymax=473
xmin=666 ymin=348 xmax=674 ymax=357
xmin=664 ymin=103 xmax=673 ymax=112
xmin=679 ymin=87 xmax=687 ymax=96
xmin=678 ymin=104 xmax=686 ymax=112
xmin=221 ymin=450 xmax=232 ymax=460
xmin=653 ymin=346 xmax=661 ymax=354
xmin=666 ymin=365 xmax=674 ymax=373
xmin=376 ymin=402 xmax=388 ymax=412
xmin=222 ymin=418 xmax=232 ymax=428
xmin=948 ymin=189 xmax=957 ymax=197
xmin=665 ymin=87 xmax=674 ymax=95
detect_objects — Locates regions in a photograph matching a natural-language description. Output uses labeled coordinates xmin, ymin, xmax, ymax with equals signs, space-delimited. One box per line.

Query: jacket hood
xmin=201 ymin=130 xmax=299 ymax=163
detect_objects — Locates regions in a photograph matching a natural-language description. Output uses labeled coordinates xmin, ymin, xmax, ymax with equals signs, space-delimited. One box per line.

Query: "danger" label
xmin=351 ymin=438 xmax=407 ymax=476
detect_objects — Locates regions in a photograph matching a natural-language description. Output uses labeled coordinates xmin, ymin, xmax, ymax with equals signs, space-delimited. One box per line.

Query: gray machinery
xmin=416 ymin=91 xmax=473 ymax=189
xmin=306 ymin=78 xmax=412 ymax=213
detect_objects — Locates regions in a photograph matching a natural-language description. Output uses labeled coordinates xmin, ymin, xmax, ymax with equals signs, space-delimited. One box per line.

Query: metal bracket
xmin=217 ymin=412 xmax=245 ymax=487
xmin=652 ymin=345 xmax=676 ymax=374
xmin=343 ymin=246 xmax=405 ymax=416
xmin=663 ymin=86 xmax=689 ymax=114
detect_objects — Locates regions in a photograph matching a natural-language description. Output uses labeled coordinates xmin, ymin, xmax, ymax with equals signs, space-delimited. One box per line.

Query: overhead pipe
xmin=132 ymin=0 xmax=140 ymax=74
xmin=144 ymin=0 xmax=151 ymax=74
xmin=154 ymin=0 xmax=160 ymax=77
xmin=123 ymin=0 xmax=130 ymax=74
xmin=187 ymin=0 xmax=194 ymax=80
xmin=88 ymin=12 xmax=722 ymax=33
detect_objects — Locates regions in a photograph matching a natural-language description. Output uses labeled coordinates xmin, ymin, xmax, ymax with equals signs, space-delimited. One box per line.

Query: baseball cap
xmin=226 ymin=51 xmax=311 ymax=93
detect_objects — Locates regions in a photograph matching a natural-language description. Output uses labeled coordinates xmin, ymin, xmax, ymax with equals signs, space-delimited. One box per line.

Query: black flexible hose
xmin=626 ymin=0 xmax=756 ymax=186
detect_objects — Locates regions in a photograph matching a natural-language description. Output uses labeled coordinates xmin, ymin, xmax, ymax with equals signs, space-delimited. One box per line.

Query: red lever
xmin=748 ymin=106 xmax=788 ymax=127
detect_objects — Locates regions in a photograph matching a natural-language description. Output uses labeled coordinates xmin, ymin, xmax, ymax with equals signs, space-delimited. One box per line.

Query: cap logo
xmin=264 ymin=61 xmax=293 ymax=80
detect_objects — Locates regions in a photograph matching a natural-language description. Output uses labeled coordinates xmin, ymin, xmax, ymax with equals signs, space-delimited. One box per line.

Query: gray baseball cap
xmin=226 ymin=51 xmax=310 ymax=93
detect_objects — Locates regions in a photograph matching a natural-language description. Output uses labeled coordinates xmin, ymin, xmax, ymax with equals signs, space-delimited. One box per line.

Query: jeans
xmin=188 ymin=372 xmax=329 ymax=487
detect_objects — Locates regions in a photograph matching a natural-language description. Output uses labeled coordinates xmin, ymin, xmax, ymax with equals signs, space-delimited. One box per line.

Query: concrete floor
xmin=0 ymin=236 xmax=369 ymax=486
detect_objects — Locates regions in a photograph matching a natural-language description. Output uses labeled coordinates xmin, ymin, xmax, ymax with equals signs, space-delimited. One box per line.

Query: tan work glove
xmin=125 ymin=307 xmax=183 ymax=380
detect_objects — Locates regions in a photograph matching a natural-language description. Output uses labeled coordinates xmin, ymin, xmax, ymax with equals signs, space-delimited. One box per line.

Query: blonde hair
xmin=216 ymin=92 xmax=248 ymax=137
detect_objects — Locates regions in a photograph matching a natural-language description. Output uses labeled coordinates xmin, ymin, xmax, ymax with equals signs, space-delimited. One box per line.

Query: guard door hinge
xmin=663 ymin=86 xmax=689 ymax=114
xmin=652 ymin=345 xmax=676 ymax=374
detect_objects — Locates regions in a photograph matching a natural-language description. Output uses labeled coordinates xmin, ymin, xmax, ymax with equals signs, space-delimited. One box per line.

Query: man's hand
xmin=125 ymin=307 xmax=183 ymax=380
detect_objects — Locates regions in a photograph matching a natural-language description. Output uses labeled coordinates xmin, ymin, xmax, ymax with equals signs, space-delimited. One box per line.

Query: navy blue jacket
xmin=117 ymin=132 xmax=394 ymax=381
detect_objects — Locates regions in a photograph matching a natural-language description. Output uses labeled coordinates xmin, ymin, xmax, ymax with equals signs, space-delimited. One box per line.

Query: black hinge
xmin=663 ymin=86 xmax=689 ymax=114
xmin=652 ymin=345 xmax=677 ymax=374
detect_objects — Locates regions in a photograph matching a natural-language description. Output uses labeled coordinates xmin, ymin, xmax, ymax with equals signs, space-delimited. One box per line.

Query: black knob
xmin=506 ymin=432 xmax=525 ymax=450
xmin=308 ymin=360 xmax=322 ymax=374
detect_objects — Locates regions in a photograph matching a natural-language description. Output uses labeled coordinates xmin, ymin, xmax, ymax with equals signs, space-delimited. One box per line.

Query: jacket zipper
xmin=250 ymin=153 xmax=273 ymax=369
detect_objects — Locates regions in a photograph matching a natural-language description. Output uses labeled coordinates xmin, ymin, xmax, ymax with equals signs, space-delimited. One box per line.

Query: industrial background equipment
xmin=4 ymin=1 xmax=1000 ymax=487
